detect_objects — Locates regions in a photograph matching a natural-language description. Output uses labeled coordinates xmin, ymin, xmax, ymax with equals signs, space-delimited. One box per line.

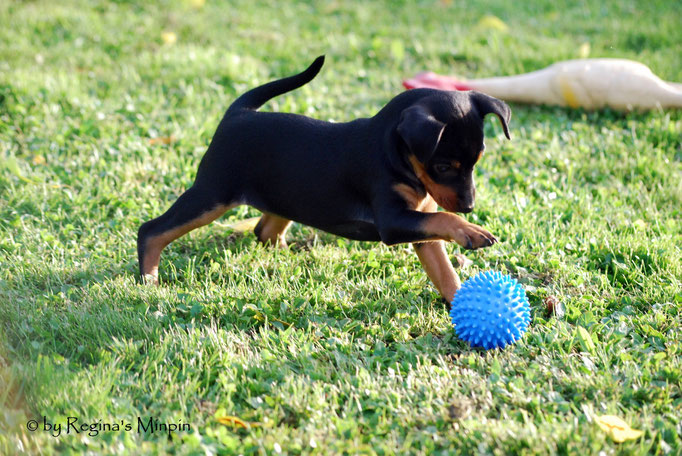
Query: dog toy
xmin=404 ymin=59 xmax=682 ymax=111
xmin=450 ymin=271 xmax=530 ymax=349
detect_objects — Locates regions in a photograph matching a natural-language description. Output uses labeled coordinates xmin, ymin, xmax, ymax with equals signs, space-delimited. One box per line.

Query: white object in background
xmin=404 ymin=59 xmax=682 ymax=111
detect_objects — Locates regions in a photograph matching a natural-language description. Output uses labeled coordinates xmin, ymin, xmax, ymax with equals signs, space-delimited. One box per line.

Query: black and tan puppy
xmin=138 ymin=56 xmax=511 ymax=301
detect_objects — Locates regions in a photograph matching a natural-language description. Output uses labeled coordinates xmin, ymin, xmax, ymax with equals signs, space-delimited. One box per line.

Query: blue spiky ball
xmin=450 ymin=271 xmax=531 ymax=349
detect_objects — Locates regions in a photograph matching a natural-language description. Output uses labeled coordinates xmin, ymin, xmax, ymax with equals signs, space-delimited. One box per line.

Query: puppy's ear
xmin=397 ymin=105 xmax=446 ymax=163
xmin=471 ymin=91 xmax=512 ymax=140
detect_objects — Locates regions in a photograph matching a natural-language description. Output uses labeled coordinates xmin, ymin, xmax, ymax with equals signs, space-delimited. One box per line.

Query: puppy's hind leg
xmin=254 ymin=213 xmax=292 ymax=248
xmin=137 ymin=185 xmax=237 ymax=284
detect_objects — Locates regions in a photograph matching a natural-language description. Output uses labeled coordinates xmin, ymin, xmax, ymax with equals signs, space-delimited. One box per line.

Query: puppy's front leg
xmin=376 ymin=209 xmax=497 ymax=249
xmin=375 ymin=203 xmax=496 ymax=301
xmin=413 ymin=241 xmax=461 ymax=302
xmin=421 ymin=212 xmax=497 ymax=250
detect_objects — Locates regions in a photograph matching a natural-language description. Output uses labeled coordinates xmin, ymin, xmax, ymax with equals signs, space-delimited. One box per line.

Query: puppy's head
xmin=397 ymin=91 xmax=511 ymax=213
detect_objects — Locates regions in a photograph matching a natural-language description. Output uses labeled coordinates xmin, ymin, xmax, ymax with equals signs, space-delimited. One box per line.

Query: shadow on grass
xmin=1 ymin=259 xmax=161 ymax=365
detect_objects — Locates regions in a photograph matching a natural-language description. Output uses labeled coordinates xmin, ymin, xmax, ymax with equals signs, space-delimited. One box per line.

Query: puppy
xmin=138 ymin=56 xmax=511 ymax=301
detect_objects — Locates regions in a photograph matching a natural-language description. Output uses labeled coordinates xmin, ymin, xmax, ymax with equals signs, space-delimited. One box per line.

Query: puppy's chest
xmin=393 ymin=183 xmax=432 ymax=211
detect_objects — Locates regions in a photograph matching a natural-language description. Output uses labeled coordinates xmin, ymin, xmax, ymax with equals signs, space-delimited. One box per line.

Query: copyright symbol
xmin=26 ymin=420 xmax=38 ymax=431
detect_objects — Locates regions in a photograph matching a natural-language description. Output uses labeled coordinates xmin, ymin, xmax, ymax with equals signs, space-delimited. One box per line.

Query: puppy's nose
xmin=459 ymin=205 xmax=474 ymax=213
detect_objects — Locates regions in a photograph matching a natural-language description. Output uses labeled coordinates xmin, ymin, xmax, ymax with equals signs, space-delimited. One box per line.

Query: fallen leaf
xmin=216 ymin=415 xmax=261 ymax=429
xmin=545 ymin=295 xmax=564 ymax=318
xmin=148 ymin=135 xmax=176 ymax=145
xmin=253 ymin=310 xmax=291 ymax=328
xmin=477 ymin=15 xmax=509 ymax=32
xmin=596 ymin=415 xmax=643 ymax=443
xmin=632 ymin=219 xmax=646 ymax=231
xmin=161 ymin=31 xmax=177 ymax=45
xmin=578 ymin=42 xmax=591 ymax=58
xmin=32 ymin=155 xmax=46 ymax=165
xmin=447 ymin=398 xmax=472 ymax=420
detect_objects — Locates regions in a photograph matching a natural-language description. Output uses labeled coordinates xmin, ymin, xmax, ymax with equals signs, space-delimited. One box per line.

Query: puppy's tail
xmin=227 ymin=56 xmax=325 ymax=114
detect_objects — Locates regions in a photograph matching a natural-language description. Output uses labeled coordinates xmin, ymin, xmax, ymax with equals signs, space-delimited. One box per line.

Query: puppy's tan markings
xmin=412 ymin=197 xmax=461 ymax=301
xmin=141 ymin=203 xmax=234 ymax=284
xmin=420 ymin=212 xmax=496 ymax=250
xmin=393 ymin=183 xmax=430 ymax=211
xmin=476 ymin=149 xmax=484 ymax=163
xmin=407 ymin=155 xmax=459 ymax=212
xmin=414 ymin=241 xmax=461 ymax=302
xmin=254 ymin=213 xmax=292 ymax=248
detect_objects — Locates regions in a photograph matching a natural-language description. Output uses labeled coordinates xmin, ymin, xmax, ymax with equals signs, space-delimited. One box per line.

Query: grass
xmin=1 ymin=0 xmax=681 ymax=454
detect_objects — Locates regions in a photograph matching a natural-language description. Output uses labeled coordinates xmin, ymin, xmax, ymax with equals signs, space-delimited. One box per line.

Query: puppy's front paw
xmin=454 ymin=223 xmax=497 ymax=250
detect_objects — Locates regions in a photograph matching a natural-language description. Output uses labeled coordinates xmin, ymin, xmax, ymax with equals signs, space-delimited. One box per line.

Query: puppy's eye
xmin=434 ymin=164 xmax=452 ymax=173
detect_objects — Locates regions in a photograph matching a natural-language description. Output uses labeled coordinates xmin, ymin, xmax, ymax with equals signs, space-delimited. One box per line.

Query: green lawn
xmin=1 ymin=0 xmax=681 ymax=454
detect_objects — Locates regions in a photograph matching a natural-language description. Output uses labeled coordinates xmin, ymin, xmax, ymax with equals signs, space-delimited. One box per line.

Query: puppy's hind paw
xmin=141 ymin=271 xmax=160 ymax=286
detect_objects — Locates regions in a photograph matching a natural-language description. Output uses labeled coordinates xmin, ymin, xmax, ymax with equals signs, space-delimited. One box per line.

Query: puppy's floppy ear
xmin=470 ymin=91 xmax=512 ymax=140
xmin=397 ymin=105 xmax=446 ymax=163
